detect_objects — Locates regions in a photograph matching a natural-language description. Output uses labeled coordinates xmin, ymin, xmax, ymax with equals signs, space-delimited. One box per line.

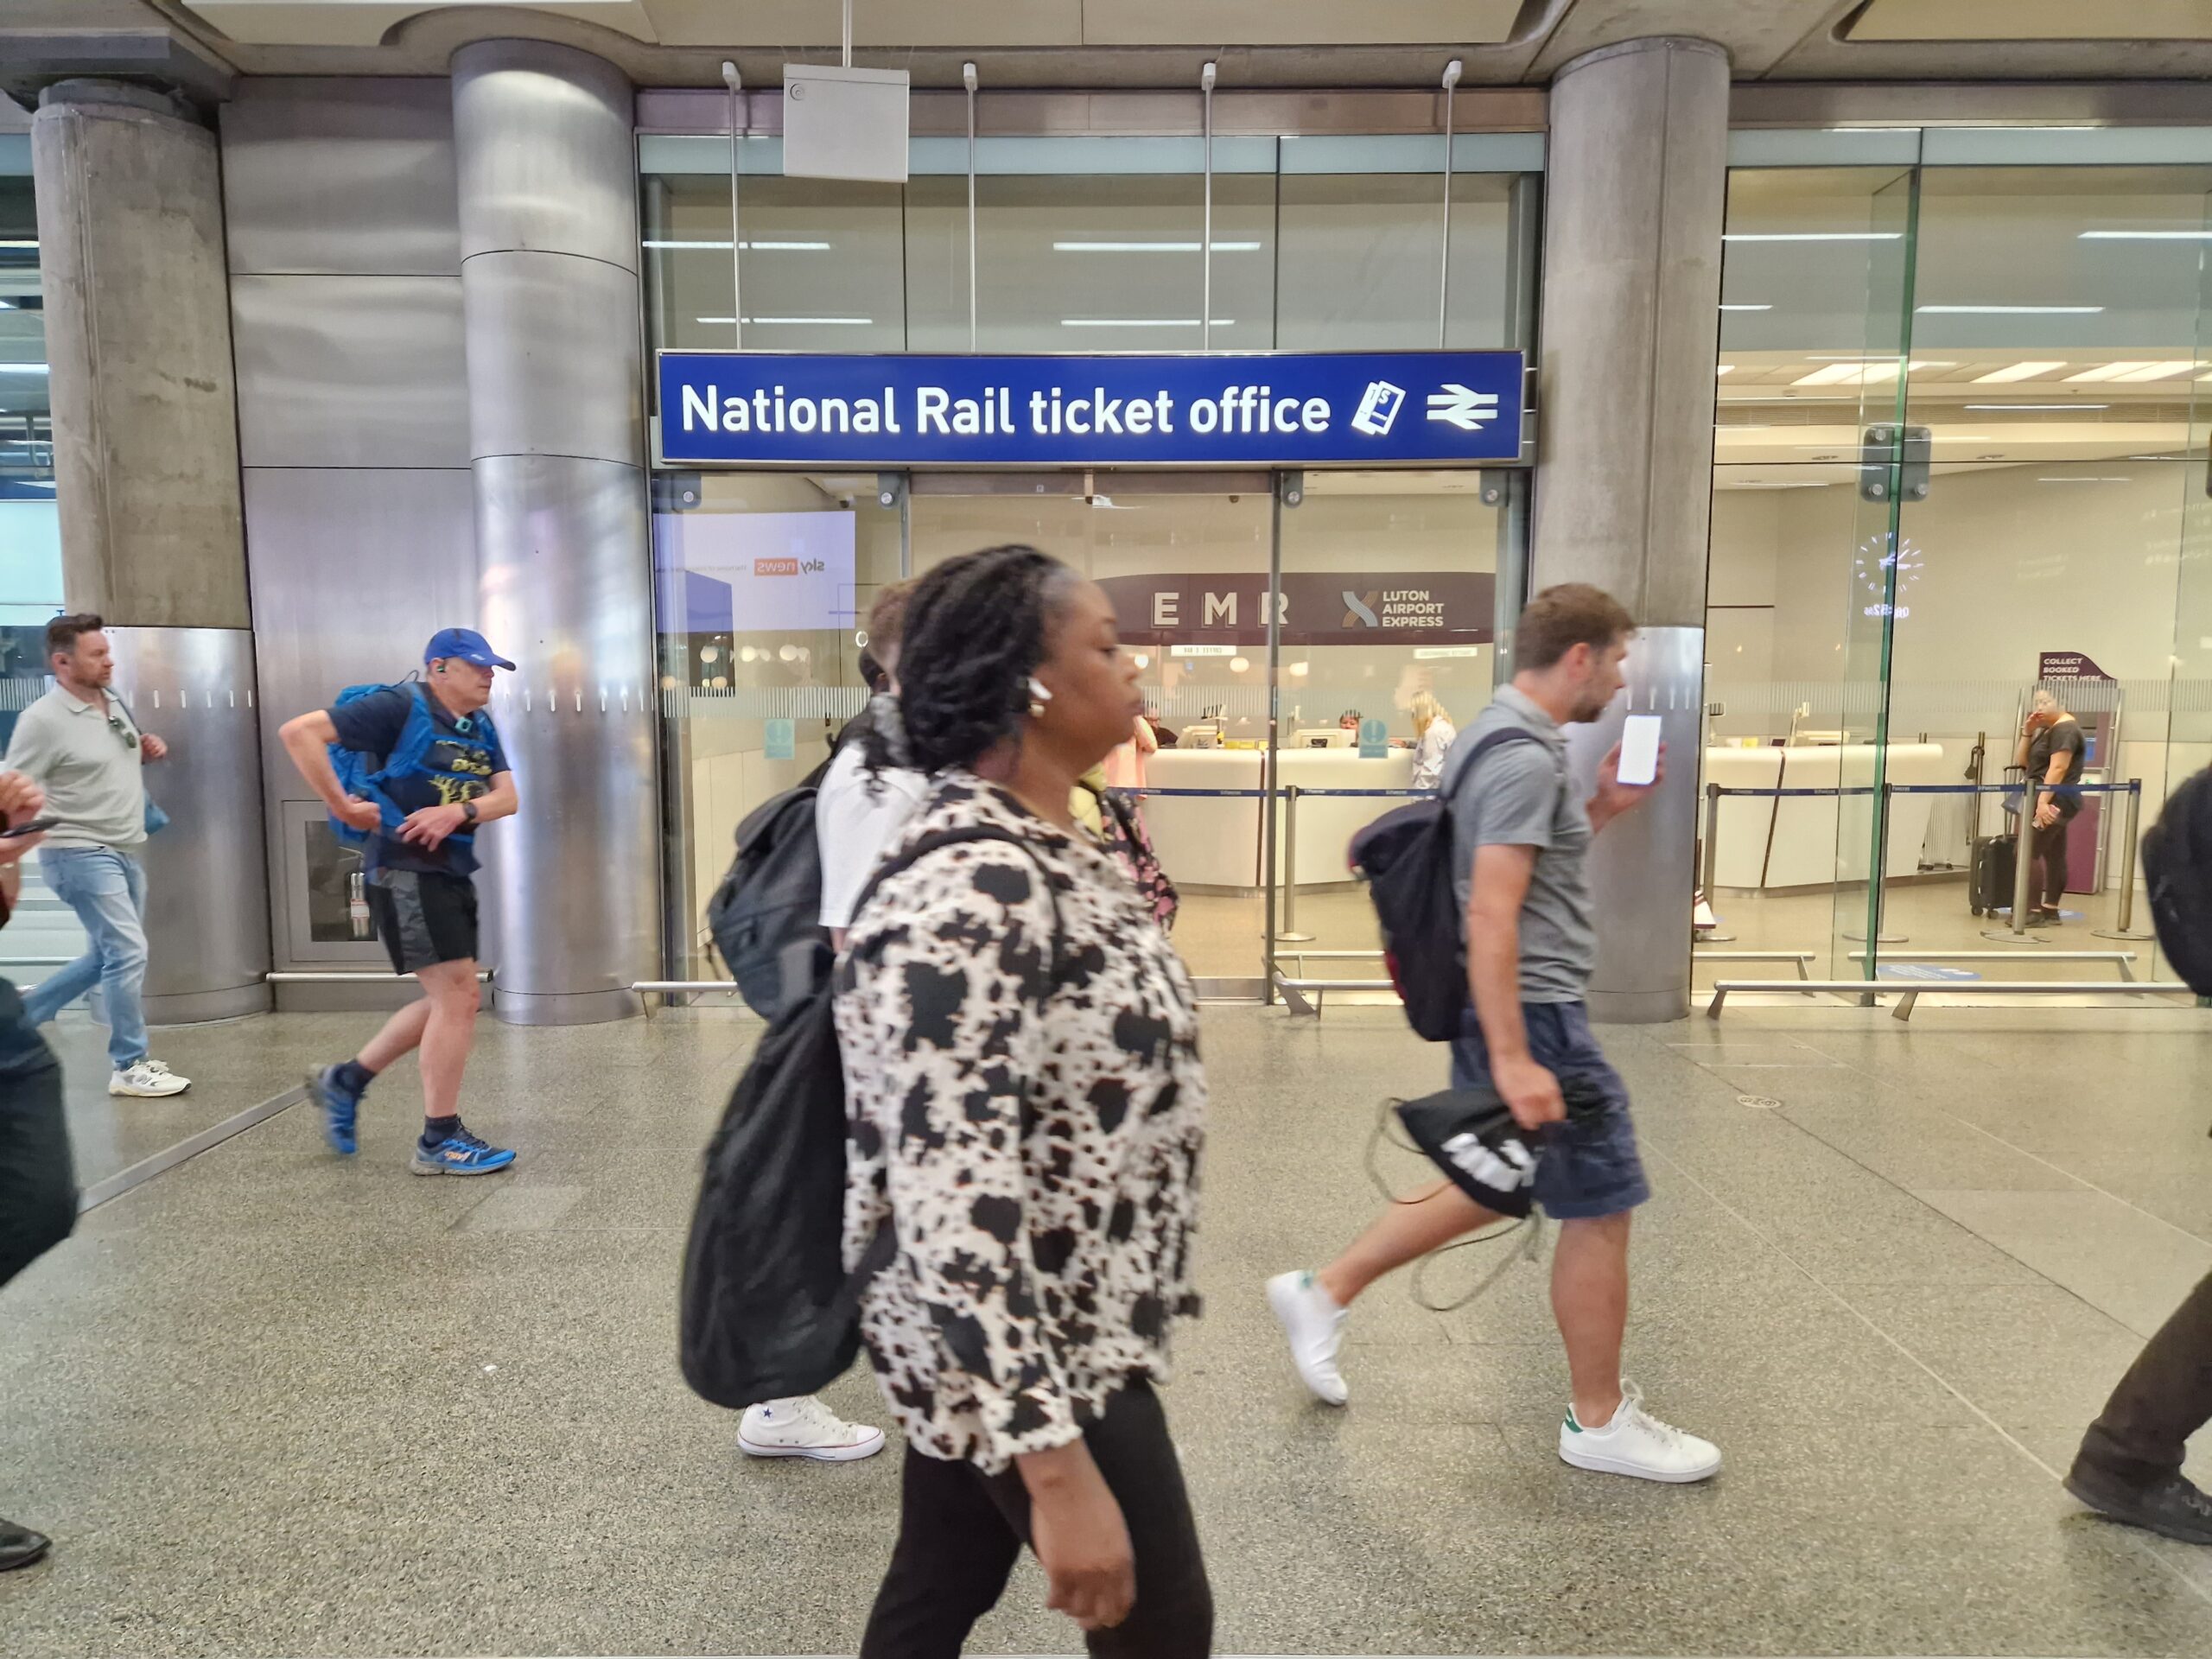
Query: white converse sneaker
xmin=1268 ymin=1269 xmax=1350 ymax=1406
xmin=737 ymin=1395 xmax=886 ymax=1463
xmin=109 ymin=1059 xmax=190 ymax=1097
xmin=1558 ymin=1381 xmax=1720 ymax=1484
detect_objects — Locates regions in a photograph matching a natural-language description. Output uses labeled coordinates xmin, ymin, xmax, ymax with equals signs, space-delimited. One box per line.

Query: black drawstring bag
xmin=1393 ymin=1075 xmax=1613 ymax=1217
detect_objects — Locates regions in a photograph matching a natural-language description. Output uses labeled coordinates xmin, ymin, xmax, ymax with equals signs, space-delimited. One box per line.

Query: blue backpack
xmin=327 ymin=681 xmax=490 ymax=852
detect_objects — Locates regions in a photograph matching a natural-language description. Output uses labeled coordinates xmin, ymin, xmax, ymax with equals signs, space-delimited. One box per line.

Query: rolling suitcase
xmin=1969 ymin=834 xmax=2015 ymax=917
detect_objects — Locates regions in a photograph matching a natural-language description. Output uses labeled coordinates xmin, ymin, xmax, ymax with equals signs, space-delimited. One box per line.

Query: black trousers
xmin=859 ymin=1378 xmax=1212 ymax=1659
xmin=2030 ymin=812 xmax=2073 ymax=909
xmin=2075 ymin=1272 xmax=2212 ymax=1489
xmin=0 ymin=1052 xmax=74 ymax=1291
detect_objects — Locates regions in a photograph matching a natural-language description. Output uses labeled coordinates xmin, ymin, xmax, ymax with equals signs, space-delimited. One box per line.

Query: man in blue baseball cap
xmin=276 ymin=629 xmax=521 ymax=1176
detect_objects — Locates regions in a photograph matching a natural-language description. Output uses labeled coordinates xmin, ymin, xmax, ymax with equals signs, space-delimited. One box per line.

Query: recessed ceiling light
xmin=1053 ymin=241 xmax=1262 ymax=252
xmin=2036 ymin=476 xmax=2134 ymax=482
xmin=2065 ymin=361 xmax=2191 ymax=382
xmin=2080 ymin=230 xmax=2212 ymax=240
xmin=1722 ymin=232 xmax=1904 ymax=242
xmin=1962 ymin=403 xmax=2108 ymax=410
xmin=1062 ymin=318 xmax=1235 ymax=327
xmin=0 ymin=365 xmax=49 ymax=375
xmin=1715 ymin=365 xmax=1734 ymax=377
xmin=1719 ymin=303 xmax=1772 ymax=312
xmin=645 ymin=239 xmax=831 ymax=251
xmin=695 ymin=315 xmax=874 ymax=325
xmin=2110 ymin=361 xmax=2197 ymax=382
xmin=0 ymin=240 xmax=35 ymax=251
xmin=1792 ymin=363 xmax=1902 ymax=386
xmin=1971 ymin=362 xmax=2066 ymax=383
xmin=1916 ymin=304 xmax=2103 ymax=315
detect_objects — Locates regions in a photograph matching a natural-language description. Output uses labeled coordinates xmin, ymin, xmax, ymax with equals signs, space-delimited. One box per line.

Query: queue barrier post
xmin=2093 ymin=779 xmax=2157 ymax=943
xmin=1278 ymin=784 xmax=1313 ymax=943
xmin=1981 ymin=774 xmax=2047 ymax=944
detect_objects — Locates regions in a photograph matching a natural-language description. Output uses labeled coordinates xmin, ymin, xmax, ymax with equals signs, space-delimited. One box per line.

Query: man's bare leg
xmin=410 ymin=958 xmax=480 ymax=1122
xmin=1318 ymin=1179 xmax=1500 ymax=1308
xmin=1552 ymin=1211 xmax=1630 ymax=1428
xmin=355 ymin=995 xmax=432 ymax=1077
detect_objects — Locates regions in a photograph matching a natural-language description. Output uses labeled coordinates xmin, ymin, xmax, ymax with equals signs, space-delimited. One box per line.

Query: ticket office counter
xmin=1145 ymin=747 xmax=1417 ymax=890
xmin=1705 ymin=742 xmax=1948 ymax=890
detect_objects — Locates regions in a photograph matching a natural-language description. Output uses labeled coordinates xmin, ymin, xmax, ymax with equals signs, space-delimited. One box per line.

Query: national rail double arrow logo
xmin=1426 ymin=382 xmax=1500 ymax=433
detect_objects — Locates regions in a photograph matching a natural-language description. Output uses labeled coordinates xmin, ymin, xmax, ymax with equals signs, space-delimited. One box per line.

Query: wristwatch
xmin=461 ymin=800 xmax=479 ymax=824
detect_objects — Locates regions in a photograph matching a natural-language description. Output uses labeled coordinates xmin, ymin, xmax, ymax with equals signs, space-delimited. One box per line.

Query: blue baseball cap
xmin=425 ymin=627 xmax=515 ymax=671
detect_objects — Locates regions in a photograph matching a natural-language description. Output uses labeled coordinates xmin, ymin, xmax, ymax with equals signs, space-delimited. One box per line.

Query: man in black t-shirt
xmin=278 ymin=630 xmax=520 ymax=1176
xmin=2017 ymin=689 xmax=2088 ymax=926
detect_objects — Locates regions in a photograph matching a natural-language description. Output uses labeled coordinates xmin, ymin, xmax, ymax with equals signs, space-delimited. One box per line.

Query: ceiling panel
xmin=1849 ymin=1 xmax=2212 ymax=43
xmin=183 ymin=2 xmax=657 ymax=49
xmin=647 ymin=0 xmax=1084 ymax=48
xmin=1084 ymin=0 xmax=1523 ymax=48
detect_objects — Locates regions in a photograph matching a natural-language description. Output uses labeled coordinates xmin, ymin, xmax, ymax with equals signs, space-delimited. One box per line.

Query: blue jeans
xmin=25 ymin=845 xmax=150 ymax=1072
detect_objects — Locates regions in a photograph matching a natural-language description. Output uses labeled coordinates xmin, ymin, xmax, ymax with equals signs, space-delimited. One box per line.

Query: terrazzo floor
xmin=3 ymin=1001 xmax=2211 ymax=1656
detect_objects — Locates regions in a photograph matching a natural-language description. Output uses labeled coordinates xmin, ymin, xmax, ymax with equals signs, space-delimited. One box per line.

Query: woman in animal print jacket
xmin=837 ymin=545 xmax=1212 ymax=1658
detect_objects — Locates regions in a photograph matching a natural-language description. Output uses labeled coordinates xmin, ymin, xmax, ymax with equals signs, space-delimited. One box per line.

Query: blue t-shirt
xmin=326 ymin=685 xmax=509 ymax=877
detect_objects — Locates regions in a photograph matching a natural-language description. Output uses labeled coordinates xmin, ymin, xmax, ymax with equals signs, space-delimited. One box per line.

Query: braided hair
xmin=868 ymin=544 xmax=1082 ymax=777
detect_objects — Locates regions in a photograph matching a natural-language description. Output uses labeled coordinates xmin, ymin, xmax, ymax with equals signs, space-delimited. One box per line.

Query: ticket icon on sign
xmin=1351 ymin=380 xmax=1406 ymax=437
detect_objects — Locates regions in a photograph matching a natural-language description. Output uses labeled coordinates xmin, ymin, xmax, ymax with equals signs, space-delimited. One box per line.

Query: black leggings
xmin=2031 ymin=812 xmax=2074 ymax=909
xmin=859 ymin=1377 xmax=1212 ymax=1659
xmin=0 ymin=1055 xmax=73 ymax=1290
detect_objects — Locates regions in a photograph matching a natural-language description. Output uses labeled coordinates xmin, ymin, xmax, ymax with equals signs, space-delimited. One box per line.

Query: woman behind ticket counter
xmin=1408 ymin=691 xmax=1457 ymax=791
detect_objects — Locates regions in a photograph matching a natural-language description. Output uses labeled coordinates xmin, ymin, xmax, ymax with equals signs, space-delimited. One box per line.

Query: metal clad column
xmin=453 ymin=41 xmax=658 ymax=1025
xmin=31 ymin=79 xmax=271 ymax=1023
xmin=1530 ymin=37 xmax=1729 ymax=1023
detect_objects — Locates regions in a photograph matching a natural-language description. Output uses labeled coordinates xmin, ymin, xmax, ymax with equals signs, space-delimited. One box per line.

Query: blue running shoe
xmin=410 ymin=1123 xmax=516 ymax=1178
xmin=307 ymin=1065 xmax=360 ymax=1156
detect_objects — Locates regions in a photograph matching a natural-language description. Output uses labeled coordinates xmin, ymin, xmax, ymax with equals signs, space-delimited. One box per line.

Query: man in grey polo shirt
xmin=1271 ymin=583 xmax=1719 ymax=1484
xmin=2 ymin=613 xmax=188 ymax=1098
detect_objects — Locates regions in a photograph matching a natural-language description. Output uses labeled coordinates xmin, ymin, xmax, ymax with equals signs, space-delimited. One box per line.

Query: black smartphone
xmin=1 ymin=817 xmax=58 ymax=839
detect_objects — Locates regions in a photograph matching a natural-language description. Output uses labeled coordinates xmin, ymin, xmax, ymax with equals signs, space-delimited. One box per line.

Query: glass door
xmin=1831 ymin=168 xmax=1923 ymax=981
xmin=908 ymin=473 xmax=1277 ymax=991
xmin=1270 ymin=469 xmax=1510 ymax=997
xmin=651 ymin=469 xmax=905 ymax=980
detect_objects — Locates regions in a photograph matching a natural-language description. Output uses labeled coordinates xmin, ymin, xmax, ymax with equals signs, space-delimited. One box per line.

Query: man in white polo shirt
xmin=2 ymin=613 xmax=189 ymax=1098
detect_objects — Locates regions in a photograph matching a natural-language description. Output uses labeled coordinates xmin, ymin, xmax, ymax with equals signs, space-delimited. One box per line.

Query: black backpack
xmin=2142 ymin=767 xmax=2212 ymax=996
xmin=1347 ymin=727 xmax=1543 ymax=1042
xmin=702 ymin=728 xmax=861 ymax=1020
xmin=678 ymin=825 xmax=1059 ymax=1412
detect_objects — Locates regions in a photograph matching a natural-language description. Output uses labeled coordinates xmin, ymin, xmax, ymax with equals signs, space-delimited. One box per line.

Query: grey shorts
xmin=1449 ymin=1000 xmax=1650 ymax=1220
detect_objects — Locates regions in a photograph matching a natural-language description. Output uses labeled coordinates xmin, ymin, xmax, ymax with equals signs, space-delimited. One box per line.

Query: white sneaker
xmin=737 ymin=1395 xmax=886 ymax=1463
xmin=1268 ymin=1269 xmax=1350 ymax=1406
xmin=1558 ymin=1381 xmax=1720 ymax=1484
xmin=110 ymin=1059 xmax=190 ymax=1097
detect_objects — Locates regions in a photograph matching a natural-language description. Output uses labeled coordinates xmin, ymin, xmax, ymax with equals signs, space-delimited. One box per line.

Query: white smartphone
xmin=1617 ymin=714 xmax=1662 ymax=788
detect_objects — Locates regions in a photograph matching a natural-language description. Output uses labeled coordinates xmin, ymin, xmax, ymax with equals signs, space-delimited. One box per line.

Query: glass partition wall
xmin=645 ymin=130 xmax=1540 ymax=995
xmin=1707 ymin=143 xmax=2212 ymax=990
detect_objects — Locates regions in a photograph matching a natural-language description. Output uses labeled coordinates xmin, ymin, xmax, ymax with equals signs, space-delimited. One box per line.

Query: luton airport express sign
xmin=656 ymin=351 xmax=1526 ymax=467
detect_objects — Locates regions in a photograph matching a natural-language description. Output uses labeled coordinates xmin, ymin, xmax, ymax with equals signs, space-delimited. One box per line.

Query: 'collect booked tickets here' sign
xmin=656 ymin=351 xmax=1527 ymax=467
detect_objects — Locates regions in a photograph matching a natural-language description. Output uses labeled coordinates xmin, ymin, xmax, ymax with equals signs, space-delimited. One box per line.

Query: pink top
xmin=1103 ymin=715 xmax=1159 ymax=791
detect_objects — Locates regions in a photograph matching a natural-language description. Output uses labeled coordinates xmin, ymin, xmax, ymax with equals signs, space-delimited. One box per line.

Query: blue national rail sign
xmin=657 ymin=350 xmax=1527 ymax=467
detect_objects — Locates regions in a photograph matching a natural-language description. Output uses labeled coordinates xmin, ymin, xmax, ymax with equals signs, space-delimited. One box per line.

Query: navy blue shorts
xmin=1449 ymin=1000 xmax=1649 ymax=1220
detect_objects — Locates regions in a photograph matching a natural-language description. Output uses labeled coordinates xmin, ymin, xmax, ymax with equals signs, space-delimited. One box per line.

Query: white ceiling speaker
xmin=783 ymin=0 xmax=909 ymax=183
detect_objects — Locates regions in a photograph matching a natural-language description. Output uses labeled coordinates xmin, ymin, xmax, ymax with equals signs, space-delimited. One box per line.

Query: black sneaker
xmin=0 ymin=1516 xmax=51 ymax=1571
xmin=2065 ymin=1464 xmax=2212 ymax=1545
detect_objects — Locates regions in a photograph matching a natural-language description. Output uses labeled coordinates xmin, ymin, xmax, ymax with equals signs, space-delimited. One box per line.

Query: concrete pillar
xmin=1529 ymin=37 xmax=1729 ymax=1023
xmin=452 ymin=41 xmax=659 ymax=1025
xmin=31 ymin=79 xmax=270 ymax=1022
xmin=31 ymin=80 xmax=247 ymax=626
